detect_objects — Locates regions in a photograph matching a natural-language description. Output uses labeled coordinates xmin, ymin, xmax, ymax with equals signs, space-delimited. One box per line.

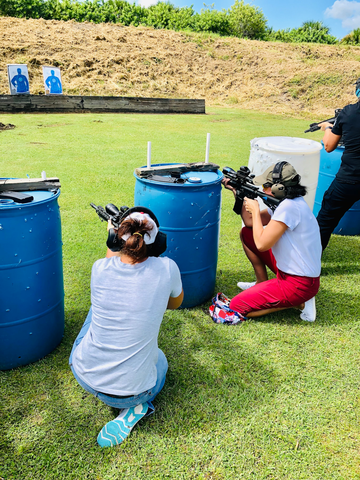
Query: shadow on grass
xmin=0 ymin=303 xmax=280 ymax=478
xmin=321 ymin=235 xmax=360 ymax=276
xmin=321 ymin=263 xmax=360 ymax=276
xmin=2 ymin=288 xmax=358 ymax=478
xmin=150 ymin=307 xmax=279 ymax=434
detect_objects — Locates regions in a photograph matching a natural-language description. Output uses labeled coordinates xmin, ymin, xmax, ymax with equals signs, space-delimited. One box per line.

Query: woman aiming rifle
xmin=69 ymin=208 xmax=183 ymax=447
xmin=221 ymin=162 xmax=321 ymax=322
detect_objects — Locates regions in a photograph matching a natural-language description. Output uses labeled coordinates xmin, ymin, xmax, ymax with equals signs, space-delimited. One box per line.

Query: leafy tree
xmin=297 ymin=21 xmax=337 ymax=44
xmin=228 ymin=0 xmax=267 ymax=39
xmin=268 ymin=20 xmax=338 ymax=45
xmin=0 ymin=0 xmax=342 ymax=45
xmin=146 ymin=2 xmax=194 ymax=31
xmin=341 ymin=28 xmax=360 ymax=45
xmin=101 ymin=0 xmax=147 ymax=26
xmin=0 ymin=0 xmax=48 ymax=18
xmin=44 ymin=0 xmax=147 ymax=25
xmin=191 ymin=5 xmax=231 ymax=36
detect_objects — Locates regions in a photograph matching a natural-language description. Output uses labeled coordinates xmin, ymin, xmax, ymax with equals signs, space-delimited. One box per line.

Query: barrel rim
xmin=251 ymin=136 xmax=323 ymax=154
xmin=134 ymin=163 xmax=223 ymax=187
xmin=0 ymin=188 xmax=60 ymax=209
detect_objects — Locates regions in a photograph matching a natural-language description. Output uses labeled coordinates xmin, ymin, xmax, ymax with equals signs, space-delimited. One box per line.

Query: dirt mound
xmin=1 ymin=16 xmax=360 ymax=117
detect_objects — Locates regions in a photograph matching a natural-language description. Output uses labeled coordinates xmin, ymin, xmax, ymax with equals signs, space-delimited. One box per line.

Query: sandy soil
xmin=1 ymin=16 xmax=360 ymax=117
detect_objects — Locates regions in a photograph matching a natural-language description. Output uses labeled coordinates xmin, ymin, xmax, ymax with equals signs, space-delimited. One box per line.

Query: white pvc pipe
xmin=41 ymin=171 xmax=46 ymax=180
xmin=205 ymin=133 xmax=210 ymax=163
xmin=147 ymin=142 xmax=151 ymax=168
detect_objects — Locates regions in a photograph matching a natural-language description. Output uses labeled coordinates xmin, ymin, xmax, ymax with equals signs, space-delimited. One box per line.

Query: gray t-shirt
xmin=72 ymin=256 xmax=182 ymax=396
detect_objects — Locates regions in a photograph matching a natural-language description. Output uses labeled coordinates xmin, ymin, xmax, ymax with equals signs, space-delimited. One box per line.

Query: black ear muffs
xmin=107 ymin=205 xmax=167 ymax=256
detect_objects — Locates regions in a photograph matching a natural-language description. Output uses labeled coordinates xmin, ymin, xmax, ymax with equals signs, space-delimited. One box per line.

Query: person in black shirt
xmin=317 ymin=79 xmax=360 ymax=250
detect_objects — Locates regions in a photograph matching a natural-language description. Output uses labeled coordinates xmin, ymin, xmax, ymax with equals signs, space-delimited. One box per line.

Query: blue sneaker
xmin=97 ymin=402 xmax=149 ymax=447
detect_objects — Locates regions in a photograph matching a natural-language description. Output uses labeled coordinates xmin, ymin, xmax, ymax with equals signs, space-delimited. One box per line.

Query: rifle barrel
xmin=304 ymin=116 xmax=337 ymax=133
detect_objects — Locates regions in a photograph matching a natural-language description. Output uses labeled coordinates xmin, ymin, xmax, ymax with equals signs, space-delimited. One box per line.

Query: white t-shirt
xmin=268 ymin=197 xmax=322 ymax=278
xmin=72 ymin=256 xmax=182 ymax=396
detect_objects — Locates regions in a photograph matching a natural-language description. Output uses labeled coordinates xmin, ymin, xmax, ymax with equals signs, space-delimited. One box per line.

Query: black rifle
xmin=222 ymin=166 xmax=280 ymax=212
xmin=304 ymin=108 xmax=342 ymax=133
xmin=90 ymin=203 xmax=129 ymax=229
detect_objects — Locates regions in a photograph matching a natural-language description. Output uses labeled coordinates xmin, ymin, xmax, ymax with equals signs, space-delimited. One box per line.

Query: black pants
xmin=316 ymin=178 xmax=360 ymax=250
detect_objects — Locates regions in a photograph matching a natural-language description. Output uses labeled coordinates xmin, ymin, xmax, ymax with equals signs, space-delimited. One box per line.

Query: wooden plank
xmin=0 ymin=95 xmax=205 ymax=114
xmin=30 ymin=95 xmax=83 ymax=112
xmin=135 ymin=162 xmax=219 ymax=178
xmin=82 ymin=96 xmax=205 ymax=113
xmin=0 ymin=95 xmax=32 ymax=112
xmin=0 ymin=177 xmax=61 ymax=192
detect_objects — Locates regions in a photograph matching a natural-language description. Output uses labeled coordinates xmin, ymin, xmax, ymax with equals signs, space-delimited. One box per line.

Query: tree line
xmin=1 ymin=0 xmax=358 ymax=45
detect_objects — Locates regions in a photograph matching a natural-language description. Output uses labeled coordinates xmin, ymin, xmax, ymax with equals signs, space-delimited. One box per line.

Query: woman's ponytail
xmin=117 ymin=218 xmax=153 ymax=263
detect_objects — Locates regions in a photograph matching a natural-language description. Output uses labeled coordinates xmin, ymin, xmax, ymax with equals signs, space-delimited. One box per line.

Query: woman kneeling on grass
xmin=69 ymin=208 xmax=183 ymax=447
xmin=222 ymin=162 xmax=321 ymax=322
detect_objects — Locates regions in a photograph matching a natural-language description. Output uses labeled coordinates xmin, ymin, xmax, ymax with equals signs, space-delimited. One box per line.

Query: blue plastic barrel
xmin=0 ymin=189 xmax=64 ymax=370
xmin=134 ymin=165 xmax=223 ymax=308
xmin=313 ymin=143 xmax=360 ymax=235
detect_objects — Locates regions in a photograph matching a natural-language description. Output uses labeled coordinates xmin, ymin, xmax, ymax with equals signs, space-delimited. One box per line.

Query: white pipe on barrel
xmin=147 ymin=142 xmax=151 ymax=168
xmin=205 ymin=133 xmax=210 ymax=163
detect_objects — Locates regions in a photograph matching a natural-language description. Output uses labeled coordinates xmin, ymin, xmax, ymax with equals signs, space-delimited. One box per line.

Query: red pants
xmin=229 ymin=227 xmax=320 ymax=316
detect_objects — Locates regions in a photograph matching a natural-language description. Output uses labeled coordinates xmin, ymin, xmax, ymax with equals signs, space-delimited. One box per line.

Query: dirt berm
xmin=1 ymin=16 xmax=360 ymax=117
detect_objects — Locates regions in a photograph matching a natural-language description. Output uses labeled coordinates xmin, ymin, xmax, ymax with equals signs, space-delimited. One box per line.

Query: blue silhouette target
xmin=42 ymin=66 xmax=63 ymax=95
xmin=7 ymin=64 xmax=30 ymax=95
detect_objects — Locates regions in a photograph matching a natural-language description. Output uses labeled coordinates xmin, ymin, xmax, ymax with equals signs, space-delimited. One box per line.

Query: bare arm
xmin=244 ymin=197 xmax=287 ymax=251
xmin=167 ymin=289 xmax=184 ymax=309
xmin=242 ymin=202 xmax=271 ymax=228
xmin=319 ymin=122 xmax=341 ymax=153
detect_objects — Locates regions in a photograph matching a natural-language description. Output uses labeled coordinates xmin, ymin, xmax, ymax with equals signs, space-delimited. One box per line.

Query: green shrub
xmin=0 ymin=0 xmax=48 ymax=18
xmin=268 ymin=21 xmax=338 ymax=45
xmin=146 ymin=2 xmax=194 ymax=31
xmin=0 ymin=0 xmax=342 ymax=45
xmin=191 ymin=6 xmax=231 ymax=36
xmin=228 ymin=0 xmax=267 ymax=40
xmin=341 ymin=28 xmax=360 ymax=45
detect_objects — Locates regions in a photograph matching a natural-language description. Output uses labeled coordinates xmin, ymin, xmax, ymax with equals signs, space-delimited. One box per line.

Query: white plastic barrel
xmin=248 ymin=137 xmax=322 ymax=210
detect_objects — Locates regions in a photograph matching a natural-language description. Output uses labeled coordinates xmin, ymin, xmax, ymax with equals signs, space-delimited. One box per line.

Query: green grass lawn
xmin=0 ymin=107 xmax=359 ymax=480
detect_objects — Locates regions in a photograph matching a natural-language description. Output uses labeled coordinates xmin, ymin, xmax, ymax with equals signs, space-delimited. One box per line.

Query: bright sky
xmin=137 ymin=0 xmax=360 ymax=40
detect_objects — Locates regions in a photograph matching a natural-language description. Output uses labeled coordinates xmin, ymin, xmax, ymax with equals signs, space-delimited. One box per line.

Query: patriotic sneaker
xmin=97 ymin=402 xmax=148 ymax=447
xmin=209 ymin=293 xmax=246 ymax=325
xmin=237 ymin=281 xmax=256 ymax=290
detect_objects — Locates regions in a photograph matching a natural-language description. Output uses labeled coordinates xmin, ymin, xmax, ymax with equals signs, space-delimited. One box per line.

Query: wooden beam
xmin=0 ymin=178 xmax=61 ymax=192
xmin=0 ymin=95 xmax=205 ymax=114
